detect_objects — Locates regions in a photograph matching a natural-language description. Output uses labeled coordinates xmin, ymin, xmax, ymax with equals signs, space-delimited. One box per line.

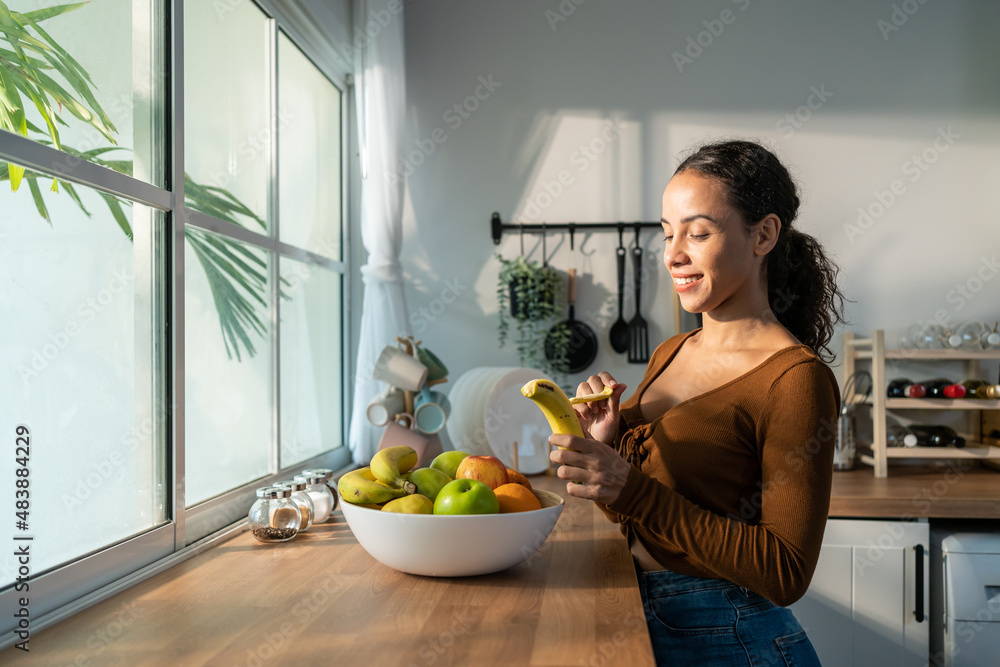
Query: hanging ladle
xmin=608 ymin=223 xmax=630 ymax=353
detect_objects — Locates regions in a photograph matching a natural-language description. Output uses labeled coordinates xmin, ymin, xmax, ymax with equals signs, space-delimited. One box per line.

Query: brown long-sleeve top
xmin=600 ymin=330 xmax=840 ymax=607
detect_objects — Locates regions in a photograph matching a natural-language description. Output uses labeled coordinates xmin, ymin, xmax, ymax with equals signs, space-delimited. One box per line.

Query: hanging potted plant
xmin=495 ymin=253 xmax=568 ymax=376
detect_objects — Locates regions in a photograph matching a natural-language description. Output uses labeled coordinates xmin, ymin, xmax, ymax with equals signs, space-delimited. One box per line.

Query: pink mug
xmin=378 ymin=414 xmax=430 ymax=466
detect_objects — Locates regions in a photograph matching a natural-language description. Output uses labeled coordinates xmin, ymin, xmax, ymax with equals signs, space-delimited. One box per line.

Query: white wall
xmin=399 ymin=0 xmax=1000 ymax=406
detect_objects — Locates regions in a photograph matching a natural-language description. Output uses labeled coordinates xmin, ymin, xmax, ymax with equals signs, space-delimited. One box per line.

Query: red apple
xmin=455 ymin=455 xmax=509 ymax=490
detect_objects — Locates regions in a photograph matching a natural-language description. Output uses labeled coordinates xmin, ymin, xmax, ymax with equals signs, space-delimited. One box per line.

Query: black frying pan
xmin=545 ymin=267 xmax=598 ymax=373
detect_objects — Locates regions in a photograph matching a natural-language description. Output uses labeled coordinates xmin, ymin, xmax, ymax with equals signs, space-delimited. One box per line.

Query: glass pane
xmin=278 ymin=32 xmax=342 ymax=260
xmin=184 ymin=0 xmax=271 ymax=230
xmin=280 ymin=257 xmax=343 ymax=466
xmin=0 ymin=0 xmax=165 ymax=185
xmin=0 ymin=163 xmax=166 ymax=584
xmin=185 ymin=229 xmax=271 ymax=506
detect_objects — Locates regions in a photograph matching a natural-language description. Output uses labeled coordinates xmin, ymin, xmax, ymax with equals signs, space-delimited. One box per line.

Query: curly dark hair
xmin=674 ymin=140 xmax=847 ymax=362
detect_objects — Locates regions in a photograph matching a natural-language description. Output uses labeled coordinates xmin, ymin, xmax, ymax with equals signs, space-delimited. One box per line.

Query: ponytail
xmin=766 ymin=228 xmax=844 ymax=362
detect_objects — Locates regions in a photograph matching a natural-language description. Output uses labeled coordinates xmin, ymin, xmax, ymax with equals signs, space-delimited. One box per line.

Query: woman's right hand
xmin=573 ymin=372 xmax=627 ymax=445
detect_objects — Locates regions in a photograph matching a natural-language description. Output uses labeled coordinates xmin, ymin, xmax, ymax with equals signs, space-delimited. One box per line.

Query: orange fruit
xmin=494 ymin=483 xmax=542 ymax=513
xmin=505 ymin=468 xmax=532 ymax=491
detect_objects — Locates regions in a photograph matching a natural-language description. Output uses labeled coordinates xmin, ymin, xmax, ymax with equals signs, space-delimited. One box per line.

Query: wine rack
xmin=844 ymin=330 xmax=1000 ymax=478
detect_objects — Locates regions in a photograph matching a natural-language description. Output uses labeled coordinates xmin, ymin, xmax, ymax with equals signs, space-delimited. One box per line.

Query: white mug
xmin=366 ymin=386 xmax=405 ymax=427
xmin=372 ymin=345 xmax=428 ymax=392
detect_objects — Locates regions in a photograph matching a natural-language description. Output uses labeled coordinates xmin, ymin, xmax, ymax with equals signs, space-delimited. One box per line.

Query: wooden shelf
xmin=860 ymin=445 xmax=1000 ymax=464
xmin=853 ymin=347 xmax=1000 ymax=361
xmin=852 ymin=398 xmax=1000 ymax=409
xmin=886 ymin=398 xmax=1000 ymax=410
xmin=883 ymin=446 xmax=1000 ymax=459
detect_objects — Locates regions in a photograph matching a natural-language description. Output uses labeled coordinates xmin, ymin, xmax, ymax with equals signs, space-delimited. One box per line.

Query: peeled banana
xmin=338 ymin=467 xmax=408 ymax=505
xmin=521 ymin=379 xmax=585 ymax=440
xmin=371 ymin=446 xmax=419 ymax=494
xmin=569 ymin=385 xmax=614 ymax=405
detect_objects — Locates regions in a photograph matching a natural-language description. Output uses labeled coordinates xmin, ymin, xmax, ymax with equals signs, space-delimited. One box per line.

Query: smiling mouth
xmin=673 ymin=275 xmax=703 ymax=285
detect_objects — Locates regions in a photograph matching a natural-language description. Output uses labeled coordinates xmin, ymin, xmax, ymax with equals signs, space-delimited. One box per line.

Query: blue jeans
xmin=638 ymin=568 xmax=821 ymax=666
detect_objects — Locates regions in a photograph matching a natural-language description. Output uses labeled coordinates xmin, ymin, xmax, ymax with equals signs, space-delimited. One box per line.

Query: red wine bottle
xmin=887 ymin=378 xmax=912 ymax=398
xmin=943 ymin=383 xmax=967 ymax=399
xmin=924 ymin=378 xmax=954 ymax=398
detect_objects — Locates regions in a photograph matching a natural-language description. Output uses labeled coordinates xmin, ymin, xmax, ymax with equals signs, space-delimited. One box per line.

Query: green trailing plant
xmin=495 ymin=253 xmax=569 ymax=377
xmin=0 ymin=0 xmax=269 ymax=360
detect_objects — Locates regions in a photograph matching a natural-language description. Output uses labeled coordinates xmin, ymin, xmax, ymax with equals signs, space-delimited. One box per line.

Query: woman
xmin=549 ymin=140 xmax=845 ymax=666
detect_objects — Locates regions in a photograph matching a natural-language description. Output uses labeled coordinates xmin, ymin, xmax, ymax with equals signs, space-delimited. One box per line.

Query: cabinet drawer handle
xmin=914 ymin=544 xmax=925 ymax=623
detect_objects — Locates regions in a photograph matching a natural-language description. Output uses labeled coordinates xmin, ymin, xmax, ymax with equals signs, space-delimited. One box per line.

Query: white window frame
xmin=0 ymin=0 xmax=354 ymax=644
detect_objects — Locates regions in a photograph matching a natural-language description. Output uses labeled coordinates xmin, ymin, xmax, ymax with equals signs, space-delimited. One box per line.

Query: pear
xmin=381 ymin=494 xmax=433 ymax=514
xmin=405 ymin=467 xmax=452 ymax=502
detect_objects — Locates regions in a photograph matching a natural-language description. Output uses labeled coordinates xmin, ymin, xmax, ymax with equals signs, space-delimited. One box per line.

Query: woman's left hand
xmin=548 ymin=434 xmax=632 ymax=505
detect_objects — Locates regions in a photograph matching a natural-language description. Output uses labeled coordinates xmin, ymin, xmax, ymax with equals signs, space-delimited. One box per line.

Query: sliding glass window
xmin=0 ymin=0 xmax=349 ymax=639
xmin=0 ymin=0 xmax=170 ymax=617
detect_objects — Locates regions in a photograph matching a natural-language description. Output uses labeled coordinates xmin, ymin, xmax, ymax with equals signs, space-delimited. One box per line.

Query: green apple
xmin=405 ymin=467 xmax=452 ymax=502
xmin=429 ymin=450 xmax=470 ymax=480
xmin=432 ymin=479 xmax=499 ymax=515
xmin=381 ymin=494 xmax=433 ymax=514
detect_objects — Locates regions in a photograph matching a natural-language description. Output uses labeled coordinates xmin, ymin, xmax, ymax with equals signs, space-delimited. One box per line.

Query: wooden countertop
xmin=7 ymin=463 xmax=998 ymax=664
xmin=829 ymin=462 xmax=1000 ymax=519
xmin=2 ymin=475 xmax=655 ymax=667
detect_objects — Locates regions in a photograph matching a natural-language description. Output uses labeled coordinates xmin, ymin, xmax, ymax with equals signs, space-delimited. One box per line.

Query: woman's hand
xmin=548 ymin=434 xmax=631 ymax=505
xmin=573 ymin=372 xmax=627 ymax=445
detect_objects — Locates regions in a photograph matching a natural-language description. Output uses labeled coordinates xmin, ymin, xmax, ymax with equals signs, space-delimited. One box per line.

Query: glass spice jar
xmin=294 ymin=473 xmax=334 ymax=523
xmin=276 ymin=480 xmax=315 ymax=532
xmin=248 ymin=486 xmax=301 ymax=543
xmin=302 ymin=468 xmax=338 ymax=512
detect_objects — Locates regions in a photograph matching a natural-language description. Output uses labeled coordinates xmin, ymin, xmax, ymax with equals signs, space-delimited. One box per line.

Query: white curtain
xmin=348 ymin=0 xmax=410 ymax=463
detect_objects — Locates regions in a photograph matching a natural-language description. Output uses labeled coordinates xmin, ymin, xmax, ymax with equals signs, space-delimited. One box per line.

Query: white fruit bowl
xmin=339 ymin=489 xmax=565 ymax=577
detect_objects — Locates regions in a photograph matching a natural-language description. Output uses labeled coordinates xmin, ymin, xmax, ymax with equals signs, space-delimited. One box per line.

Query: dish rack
xmin=844 ymin=330 xmax=1000 ymax=477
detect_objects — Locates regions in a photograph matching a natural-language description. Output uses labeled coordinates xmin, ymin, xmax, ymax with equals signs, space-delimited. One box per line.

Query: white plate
xmin=484 ymin=368 xmax=555 ymax=475
xmin=445 ymin=367 xmax=492 ymax=452
xmin=467 ymin=368 xmax=507 ymax=455
xmin=447 ymin=367 xmax=507 ymax=455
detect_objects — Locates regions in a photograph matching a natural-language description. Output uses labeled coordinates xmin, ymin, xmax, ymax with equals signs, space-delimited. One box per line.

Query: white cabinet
xmin=844 ymin=330 xmax=1000 ymax=478
xmin=791 ymin=519 xmax=930 ymax=666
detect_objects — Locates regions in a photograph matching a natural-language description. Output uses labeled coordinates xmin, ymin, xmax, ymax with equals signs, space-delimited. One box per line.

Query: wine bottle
xmin=942 ymin=383 xmax=967 ymax=399
xmin=886 ymin=378 xmax=912 ymax=398
xmin=923 ymin=378 xmax=953 ymax=398
xmin=987 ymin=367 xmax=1000 ymax=399
xmin=980 ymin=322 xmax=1000 ymax=349
xmin=908 ymin=424 xmax=966 ymax=448
xmin=962 ymin=379 xmax=989 ymax=399
xmin=906 ymin=323 xmax=946 ymax=349
xmin=886 ymin=424 xmax=917 ymax=448
xmin=952 ymin=321 xmax=991 ymax=350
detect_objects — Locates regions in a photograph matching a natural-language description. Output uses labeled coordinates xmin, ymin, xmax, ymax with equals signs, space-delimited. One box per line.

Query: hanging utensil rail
xmin=490 ymin=212 xmax=661 ymax=247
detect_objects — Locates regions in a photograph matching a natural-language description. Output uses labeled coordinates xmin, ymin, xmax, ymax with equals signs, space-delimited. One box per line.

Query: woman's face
xmin=660 ymin=170 xmax=767 ymax=315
